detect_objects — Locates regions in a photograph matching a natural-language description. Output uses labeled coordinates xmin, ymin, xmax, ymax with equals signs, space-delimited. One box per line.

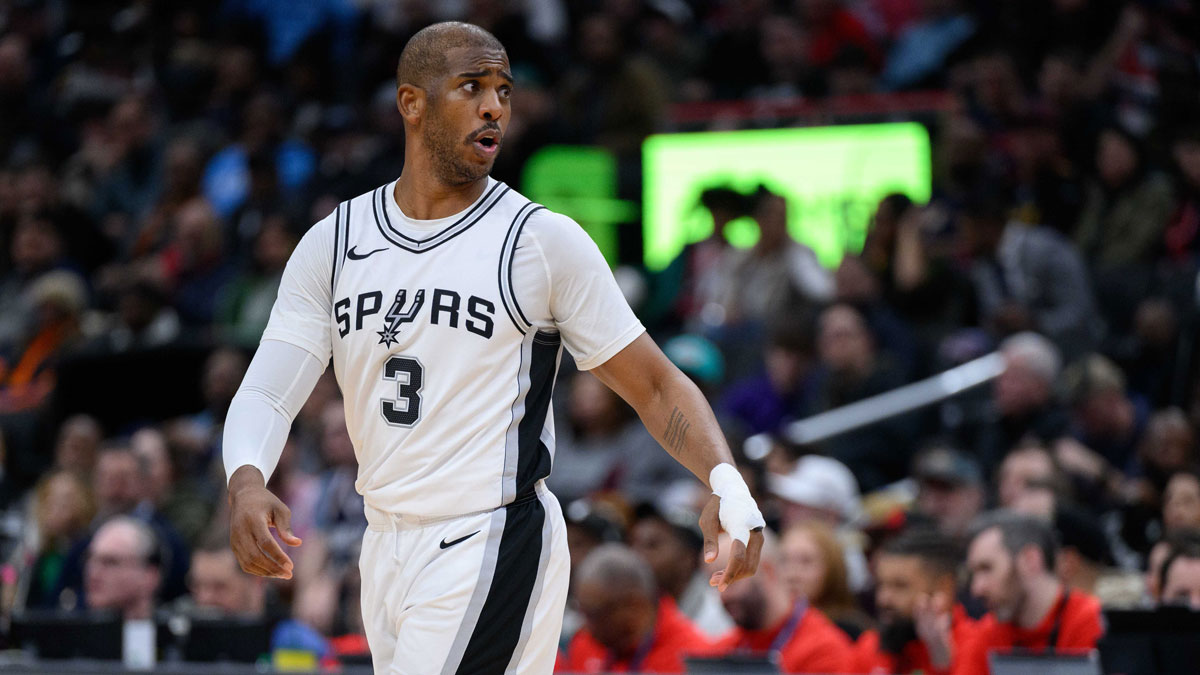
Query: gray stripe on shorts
xmin=503 ymin=488 xmax=555 ymax=673
xmin=440 ymin=506 xmax=508 ymax=675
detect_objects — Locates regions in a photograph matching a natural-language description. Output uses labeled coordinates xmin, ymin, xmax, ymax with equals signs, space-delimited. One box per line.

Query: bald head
xmin=396 ymin=22 xmax=505 ymax=90
xmin=576 ymin=543 xmax=657 ymax=600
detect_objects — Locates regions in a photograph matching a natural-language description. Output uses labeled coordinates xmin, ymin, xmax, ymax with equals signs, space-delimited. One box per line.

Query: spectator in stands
xmin=1163 ymin=469 xmax=1200 ymax=534
xmin=131 ymin=427 xmax=211 ymax=546
xmin=1050 ymin=505 xmax=1116 ymax=598
xmin=1157 ymin=531 xmax=1200 ymax=609
xmin=960 ymin=194 xmax=1102 ymax=356
xmin=720 ymin=316 xmax=818 ymax=437
xmin=561 ymin=544 xmax=711 ymax=673
xmin=1063 ymin=354 xmax=1149 ymax=471
xmin=91 ymin=95 xmax=163 ymax=246
xmin=853 ymin=528 xmax=974 ymax=675
xmin=312 ymin=400 xmax=366 ymax=572
xmin=777 ymin=520 xmax=871 ymax=639
xmin=706 ymin=531 xmax=855 ymax=673
xmin=1075 ymin=125 xmax=1174 ymax=272
xmin=18 ymin=469 xmax=94 ymax=608
xmin=90 ymin=280 xmax=182 ymax=353
xmin=217 ymin=214 xmax=298 ymax=347
xmin=959 ymin=511 xmax=1104 ymax=669
xmin=811 ymin=303 xmax=913 ymax=491
xmin=1165 ymin=125 xmax=1200 ymax=262
xmin=879 ymin=0 xmax=976 ymax=90
xmin=911 ymin=445 xmax=986 ymax=539
xmin=719 ymin=187 xmax=834 ymax=327
xmin=0 ymin=270 xmax=86 ymax=415
xmin=996 ymin=441 xmax=1062 ymax=509
xmin=53 ymin=414 xmax=103 ymax=478
xmin=157 ymin=198 xmax=236 ymax=325
xmin=83 ymin=516 xmax=162 ymax=620
xmin=968 ymin=332 xmax=1070 ymax=472
xmin=1124 ymin=410 xmax=1199 ymax=552
xmin=0 ymin=214 xmax=73 ymax=352
xmin=629 ymin=503 xmax=732 ymax=638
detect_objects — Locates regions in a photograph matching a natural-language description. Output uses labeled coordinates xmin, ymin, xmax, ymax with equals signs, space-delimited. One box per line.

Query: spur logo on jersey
xmin=377 ymin=288 xmax=425 ymax=347
xmin=334 ymin=288 xmax=495 ymax=342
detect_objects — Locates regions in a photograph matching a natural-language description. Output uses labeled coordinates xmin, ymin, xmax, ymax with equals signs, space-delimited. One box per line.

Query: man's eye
xmin=500 ymin=87 xmax=512 ymax=98
xmin=463 ymin=81 xmax=478 ymax=92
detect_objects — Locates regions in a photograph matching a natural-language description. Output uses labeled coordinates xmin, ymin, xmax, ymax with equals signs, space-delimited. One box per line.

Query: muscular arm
xmin=590 ymin=333 xmax=763 ymax=588
xmin=589 ymin=333 xmax=731 ymax=483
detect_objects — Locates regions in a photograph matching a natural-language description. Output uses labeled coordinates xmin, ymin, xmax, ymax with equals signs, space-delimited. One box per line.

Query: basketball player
xmin=223 ymin=22 xmax=766 ymax=674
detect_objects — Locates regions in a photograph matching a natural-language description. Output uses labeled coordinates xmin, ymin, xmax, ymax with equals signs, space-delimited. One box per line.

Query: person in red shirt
xmin=958 ymin=511 xmax=1104 ymax=674
xmin=854 ymin=528 xmax=977 ymax=675
xmin=706 ymin=532 xmax=855 ymax=673
xmin=559 ymin=544 xmax=712 ymax=673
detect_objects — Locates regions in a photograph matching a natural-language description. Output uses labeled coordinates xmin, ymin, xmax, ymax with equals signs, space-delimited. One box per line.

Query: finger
xmin=709 ymin=570 xmax=724 ymax=588
xmin=699 ymin=496 xmax=721 ymax=563
xmin=743 ymin=529 xmax=764 ymax=576
xmin=238 ymin=557 xmax=276 ymax=578
xmin=720 ymin=538 xmax=748 ymax=591
xmin=271 ymin=505 xmax=303 ymax=547
xmin=249 ymin=527 xmax=294 ymax=575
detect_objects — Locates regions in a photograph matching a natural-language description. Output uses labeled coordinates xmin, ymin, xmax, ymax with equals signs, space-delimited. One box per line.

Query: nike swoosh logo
xmin=439 ymin=530 xmax=480 ymax=549
xmin=347 ymin=246 xmax=387 ymax=260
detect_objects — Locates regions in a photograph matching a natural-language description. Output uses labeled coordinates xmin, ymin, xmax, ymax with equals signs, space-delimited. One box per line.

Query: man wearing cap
xmin=704 ymin=531 xmax=855 ymax=673
xmin=912 ymin=445 xmax=986 ymax=538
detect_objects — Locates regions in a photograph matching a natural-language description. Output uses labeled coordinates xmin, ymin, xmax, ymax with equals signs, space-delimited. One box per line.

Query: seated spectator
xmin=996 ymin=441 xmax=1063 ymax=509
xmin=707 ymin=532 xmax=855 ymax=673
xmin=156 ymin=198 xmax=237 ymax=326
xmin=53 ymin=414 xmax=103 ymax=477
xmin=1163 ymin=469 xmax=1200 ymax=535
xmin=964 ymin=332 xmax=1070 ymax=472
xmin=811 ymin=303 xmax=914 ymax=491
xmin=18 ymin=469 xmax=94 ymax=608
xmin=1063 ymin=354 xmax=1149 ymax=472
xmin=83 ymin=516 xmax=163 ymax=620
xmin=560 ymin=544 xmax=711 ymax=673
xmin=1075 ymin=125 xmax=1174 ymax=272
xmin=1165 ymin=125 xmax=1200 ymax=263
xmin=312 ymin=401 xmax=366 ymax=572
xmin=629 ymin=503 xmax=732 ymax=638
xmin=959 ymin=511 xmax=1105 ymax=669
xmin=1156 ymin=531 xmax=1200 ymax=609
xmin=960 ymin=193 xmax=1101 ymax=356
xmin=0 ymin=270 xmax=87 ymax=416
xmin=912 ymin=445 xmax=986 ymax=539
xmin=718 ymin=187 xmax=834 ymax=326
xmin=854 ymin=528 xmax=975 ymax=675
xmin=777 ymin=520 xmax=872 ymax=639
xmin=217 ymin=214 xmax=298 ymax=347
xmin=720 ymin=317 xmax=818 ymax=437
xmin=131 ymin=427 xmax=213 ymax=546
xmin=660 ymin=334 xmax=726 ymax=400
xmin=1049 ymin=505 xmax=1118 ymax=600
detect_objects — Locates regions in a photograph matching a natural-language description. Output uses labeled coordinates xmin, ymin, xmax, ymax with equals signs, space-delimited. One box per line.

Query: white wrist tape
xmin=709 ymin=463 xmax=766 ymax=545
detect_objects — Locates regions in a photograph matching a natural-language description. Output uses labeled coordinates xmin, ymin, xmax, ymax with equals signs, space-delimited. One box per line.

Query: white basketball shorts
xmin=358 ymin=480 xmax=569 ymax=674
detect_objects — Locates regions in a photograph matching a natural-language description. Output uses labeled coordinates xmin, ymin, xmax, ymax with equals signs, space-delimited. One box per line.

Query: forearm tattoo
xmin=665 ymin=406 xmax=691 ymax=453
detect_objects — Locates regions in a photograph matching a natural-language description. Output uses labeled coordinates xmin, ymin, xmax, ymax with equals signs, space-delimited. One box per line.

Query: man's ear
xmin=1017 ymin=544 xmax=1042 ymax=576
xmin=397 ymin=84 xmax=425 ymax=124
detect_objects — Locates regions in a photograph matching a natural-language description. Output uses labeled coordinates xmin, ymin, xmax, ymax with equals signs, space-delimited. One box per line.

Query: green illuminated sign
xmin=642 ymin=123 xmax=932 ymax=270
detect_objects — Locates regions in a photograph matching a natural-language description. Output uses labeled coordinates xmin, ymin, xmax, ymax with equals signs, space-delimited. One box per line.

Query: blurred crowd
xmin=0 ymin=0 xmax=1199 ymax=672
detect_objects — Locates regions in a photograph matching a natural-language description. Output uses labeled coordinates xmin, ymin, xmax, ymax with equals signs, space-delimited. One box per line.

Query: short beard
xmin=878 ymin=617 xmax=918 ymax=655
xmin=422 ymin=103 xmax=490 ymax=186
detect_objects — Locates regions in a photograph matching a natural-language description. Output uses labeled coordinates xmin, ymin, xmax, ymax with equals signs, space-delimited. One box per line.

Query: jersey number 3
xmin=381 ymin=355 xmax=423 ymax=426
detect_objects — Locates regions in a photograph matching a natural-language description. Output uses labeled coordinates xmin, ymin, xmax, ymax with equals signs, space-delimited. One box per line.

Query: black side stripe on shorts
xmin=452 ymin=496 xmax=546 ymax=675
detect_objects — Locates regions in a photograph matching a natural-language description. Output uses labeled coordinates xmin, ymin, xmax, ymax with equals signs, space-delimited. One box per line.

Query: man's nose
xmin=479 ymin=88 xmax=503 ymax=121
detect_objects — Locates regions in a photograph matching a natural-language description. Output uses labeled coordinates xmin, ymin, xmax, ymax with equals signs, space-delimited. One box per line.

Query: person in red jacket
xmin=559 ymin=544 xmax=712 ymax=673
xmin=706 ymin=531 xmax=855 ymax=674
xmin=957 ymin=511 xmax=1104 ymax=673
xmin=854 ymin=528 xmax=977 ymax=674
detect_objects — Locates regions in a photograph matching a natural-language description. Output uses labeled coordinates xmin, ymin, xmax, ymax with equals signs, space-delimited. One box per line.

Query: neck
xmin=1017 ymin=576 xmax=1062 ymax=629
xmin=125 ymin=597 xmax=154 ymax=621
xmin=394 ymin=147 xmax=489 ymax=220
xmin=763 ymin=589 xmax=794 ymax=633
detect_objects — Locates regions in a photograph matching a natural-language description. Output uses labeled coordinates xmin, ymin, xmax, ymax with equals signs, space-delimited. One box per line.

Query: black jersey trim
xmin=451 ymin=496 xmax=546 ymax=675
xmin=330 ymin=202 xmax=341 ymax=290
xmin=373 ymin=181 xmax=509 ymax=253
xmin=506 ymin=205 xmax=544 ymax=329
xmin=497 ymin=201 xmax=538 ymax=334
xmin=514 ymin=330 xmax=559 ymax=497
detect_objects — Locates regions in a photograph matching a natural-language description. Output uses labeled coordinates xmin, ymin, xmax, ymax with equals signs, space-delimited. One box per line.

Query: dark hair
xmin=1160 ymin=530 xmax=1200 ymax=599
xmin=968 ymin=510 xmax=1059 ymax=571
xmin=879 ymin=527 xmax=963 ymax=579
xmin=699 ymin=187 xmax=751 ymax=217
xmin=396 ymin=22 xmax=505 ymax=90
xmin=878 ymin=193 xmax=914 ymax=219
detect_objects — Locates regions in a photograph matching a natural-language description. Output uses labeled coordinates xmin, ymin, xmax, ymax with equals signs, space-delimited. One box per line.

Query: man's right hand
xmin=228 ymin=465 xmax=302 ymax=579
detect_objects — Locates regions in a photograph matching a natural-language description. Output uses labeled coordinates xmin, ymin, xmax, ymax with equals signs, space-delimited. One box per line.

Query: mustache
xmin=466 ymin=122 xmax=502 ymax=142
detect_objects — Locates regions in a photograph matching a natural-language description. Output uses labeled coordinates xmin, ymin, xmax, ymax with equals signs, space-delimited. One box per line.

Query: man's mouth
xmin=471 ymin=129 xmax=501 ymax=155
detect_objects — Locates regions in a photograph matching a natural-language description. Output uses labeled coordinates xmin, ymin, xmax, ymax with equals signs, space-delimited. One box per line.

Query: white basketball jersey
xmin=261 ymin=177 xmax=643 ymax=517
